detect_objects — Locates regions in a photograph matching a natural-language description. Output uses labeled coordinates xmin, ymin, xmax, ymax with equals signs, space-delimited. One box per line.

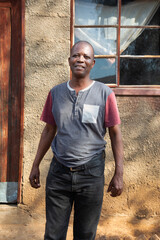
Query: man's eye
xmin=73 ymin=54 xmax=78 ymax=58
xmin=84 ymin=56 xmax=90 ymax=59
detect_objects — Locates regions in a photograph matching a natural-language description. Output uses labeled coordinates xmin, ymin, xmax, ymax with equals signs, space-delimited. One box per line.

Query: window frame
xmin=70 ymin=0 xmax=160 ymax=96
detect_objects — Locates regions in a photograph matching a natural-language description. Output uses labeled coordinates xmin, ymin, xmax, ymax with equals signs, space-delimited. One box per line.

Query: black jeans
xmin=44 ymin=152 xmax=105 ymax=240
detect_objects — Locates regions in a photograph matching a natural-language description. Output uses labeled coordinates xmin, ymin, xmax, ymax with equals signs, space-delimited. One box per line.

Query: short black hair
xmin=71 ymin=41 xmax=95 ymax=57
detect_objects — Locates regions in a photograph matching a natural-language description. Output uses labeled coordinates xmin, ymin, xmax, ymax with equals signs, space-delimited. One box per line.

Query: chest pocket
xmin=82 ymin=104 xmax=100 ymax=124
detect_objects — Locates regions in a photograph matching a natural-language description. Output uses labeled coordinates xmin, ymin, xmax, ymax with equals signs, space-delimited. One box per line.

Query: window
xmin=70 ymin=0 xmax=160 ymax=95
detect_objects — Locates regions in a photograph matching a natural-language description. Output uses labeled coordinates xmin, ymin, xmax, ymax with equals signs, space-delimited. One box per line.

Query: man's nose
xmin=77 ymin=55 xmax=84 ymax=62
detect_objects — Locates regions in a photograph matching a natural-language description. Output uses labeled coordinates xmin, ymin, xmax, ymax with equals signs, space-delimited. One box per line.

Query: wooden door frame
xmin=0 ymin=0 xmax=25 ymax=203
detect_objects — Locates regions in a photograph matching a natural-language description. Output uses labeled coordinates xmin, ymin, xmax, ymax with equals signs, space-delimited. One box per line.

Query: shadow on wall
xmin=95 ymin=96 xmax=160 ymax=239
xmin=128 ymin=191 xmax=160 ymax=238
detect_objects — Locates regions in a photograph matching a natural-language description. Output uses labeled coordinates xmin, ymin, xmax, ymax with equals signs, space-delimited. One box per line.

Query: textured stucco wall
xmin=23 ymin=0 xmax=70 ymax=211
xmin=103 ymin=96 xmax=160 ymax=218
xmin=23 ymin=0 xmax=160 ymax=221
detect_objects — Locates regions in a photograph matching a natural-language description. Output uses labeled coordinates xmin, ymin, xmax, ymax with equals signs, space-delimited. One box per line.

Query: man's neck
xmin=69 ymin=77 xmax=93 ymax=93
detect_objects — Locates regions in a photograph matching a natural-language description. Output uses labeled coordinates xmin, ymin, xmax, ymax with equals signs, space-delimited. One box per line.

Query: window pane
xmin=121 ymin=28 xmax=160 ymax=55
xmin=148 ymin=6 xmax=160 ymax=25
xmin=121 ymin=1 xmax=160 ymax=26
xmin=75 ymin=0 xmax=118 ymax=26
xmin=90 ymin=58 xmax=116 ymax=84
xmin=120 ymin=58 xmax=160 ymax=85
xmin=74 ymin=28 xmax=117 ymax=55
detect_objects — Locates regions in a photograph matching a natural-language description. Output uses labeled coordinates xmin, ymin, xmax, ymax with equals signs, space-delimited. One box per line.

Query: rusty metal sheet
xmin=0 ymin=7 xmax=11 ymax=183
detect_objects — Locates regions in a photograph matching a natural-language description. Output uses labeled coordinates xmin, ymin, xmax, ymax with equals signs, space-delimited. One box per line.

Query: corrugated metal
xmin=0 ymin=7 xmax=11 ymax=183
xmin=0 ymin=7 xmax=18 ymax=203
xmin=0 ymin=1 xmax=25 ymax=203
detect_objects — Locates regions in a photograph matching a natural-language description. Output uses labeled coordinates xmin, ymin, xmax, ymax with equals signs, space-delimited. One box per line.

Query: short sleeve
xmin=40 ymin=91 xmax=56 ymax=126
xmin=105 ymin=91 xmax=121 ymax=128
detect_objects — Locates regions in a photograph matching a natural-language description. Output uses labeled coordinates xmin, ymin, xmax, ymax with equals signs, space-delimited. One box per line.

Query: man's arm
xmin=29 ymin=123 xmax=57 ymax=189
xmin=107 ymin=124 xmax=123 ymax=197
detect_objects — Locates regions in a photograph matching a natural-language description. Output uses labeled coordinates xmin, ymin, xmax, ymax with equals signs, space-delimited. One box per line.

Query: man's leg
xmin=73 ymin=160 xmax=105 ymax=240
xmin=45 ymin=189 xmax=73 ymax=240
xmin=44 ymin=159 xmax=73 ymax=240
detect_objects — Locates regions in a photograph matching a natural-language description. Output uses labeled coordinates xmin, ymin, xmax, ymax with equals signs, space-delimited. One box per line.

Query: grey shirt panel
xmin=50 ymin=81 xmax=112 ymax=167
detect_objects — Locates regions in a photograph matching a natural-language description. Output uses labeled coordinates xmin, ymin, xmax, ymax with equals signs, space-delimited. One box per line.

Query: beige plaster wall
xmin=23 ymin=0 xmax=70 ymax=211
xmin=103 ymin=97 xmax=160 ymax=219
xmin=23 ymin=0 xmax=160 ymax=223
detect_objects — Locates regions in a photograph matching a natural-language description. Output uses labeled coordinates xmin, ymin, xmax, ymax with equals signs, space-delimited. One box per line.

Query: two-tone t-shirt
xmin=41 ymin=81 xmax=121 ymax=167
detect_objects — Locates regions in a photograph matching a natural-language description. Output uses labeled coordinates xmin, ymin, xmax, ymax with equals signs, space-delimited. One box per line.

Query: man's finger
xmin=36 ymin=175 xmax=40 ymax=184
xmin=30 ymin=178 xmax=40 ymax=188
xmin=107 ymin=183 xmax=113 ymax=192
xmin=110 ymin=187 xmax=122 ymax=197
xmin=29 ymin=175 xmax=40 ymax=188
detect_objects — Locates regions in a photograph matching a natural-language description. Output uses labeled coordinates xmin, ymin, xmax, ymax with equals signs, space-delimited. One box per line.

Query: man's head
xmin=68 ymin=41 xmax=95 ymax=79
xmin=70 ymin=41 xmax=95 ymax=58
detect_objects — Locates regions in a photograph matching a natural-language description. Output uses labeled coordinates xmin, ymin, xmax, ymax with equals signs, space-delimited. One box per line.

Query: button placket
xmin=73 ymin=92 xmax=82 ymax=117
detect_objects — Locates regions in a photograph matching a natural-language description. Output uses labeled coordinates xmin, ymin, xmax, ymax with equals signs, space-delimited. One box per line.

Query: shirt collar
xmin=67 ymin=80 xmax=95 ymax=92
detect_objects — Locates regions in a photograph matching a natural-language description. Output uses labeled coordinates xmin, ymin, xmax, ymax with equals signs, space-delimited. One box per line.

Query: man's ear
xmin=91 ymin=59 xmax=95 ymax=69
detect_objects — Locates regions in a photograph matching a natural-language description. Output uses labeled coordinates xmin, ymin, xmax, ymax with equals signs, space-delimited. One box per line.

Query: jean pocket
xmin=88 ymin=164 xmax=105 ymax=177
xmin=47 ymin=159 xmax=59 ymax=174
xmin=52 ymin=161 xmax=62 ymax=173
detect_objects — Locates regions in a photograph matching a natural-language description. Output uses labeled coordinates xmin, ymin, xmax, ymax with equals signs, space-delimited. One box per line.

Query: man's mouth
xmin=75 ymin=65 xmax=85 ymax=69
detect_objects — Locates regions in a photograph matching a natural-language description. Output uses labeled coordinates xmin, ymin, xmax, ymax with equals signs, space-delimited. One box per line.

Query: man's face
xmin=68 ymin=43 xmax=95 ymax=79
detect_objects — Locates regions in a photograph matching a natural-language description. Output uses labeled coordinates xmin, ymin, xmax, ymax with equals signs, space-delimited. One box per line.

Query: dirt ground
xmin=0 ymin=204 xmax=159 ymax=240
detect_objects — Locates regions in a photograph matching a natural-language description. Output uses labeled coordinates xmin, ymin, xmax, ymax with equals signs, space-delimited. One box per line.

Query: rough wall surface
xmin=23 ymin=0 xmax=70 ymax=211
xmin=23 ymin=0 xmax=160 ymax=228
xmin=104 ymin=96 xmax=160 ymax=218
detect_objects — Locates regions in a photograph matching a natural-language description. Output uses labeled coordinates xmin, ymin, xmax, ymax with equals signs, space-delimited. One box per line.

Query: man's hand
xmin=29 ymin=123 xmax=57 ymax=189
xmin=108 ymin=125 xmax=123 ymax=197
xmin=29 ymin=166 xmax=41 ymax=189
xmin=107 ymin=173 xmax=123 ymax=197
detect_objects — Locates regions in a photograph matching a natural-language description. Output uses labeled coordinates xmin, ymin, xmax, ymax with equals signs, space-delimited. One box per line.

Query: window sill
xmin=112 ymin=86 xmax=160 ymax=96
